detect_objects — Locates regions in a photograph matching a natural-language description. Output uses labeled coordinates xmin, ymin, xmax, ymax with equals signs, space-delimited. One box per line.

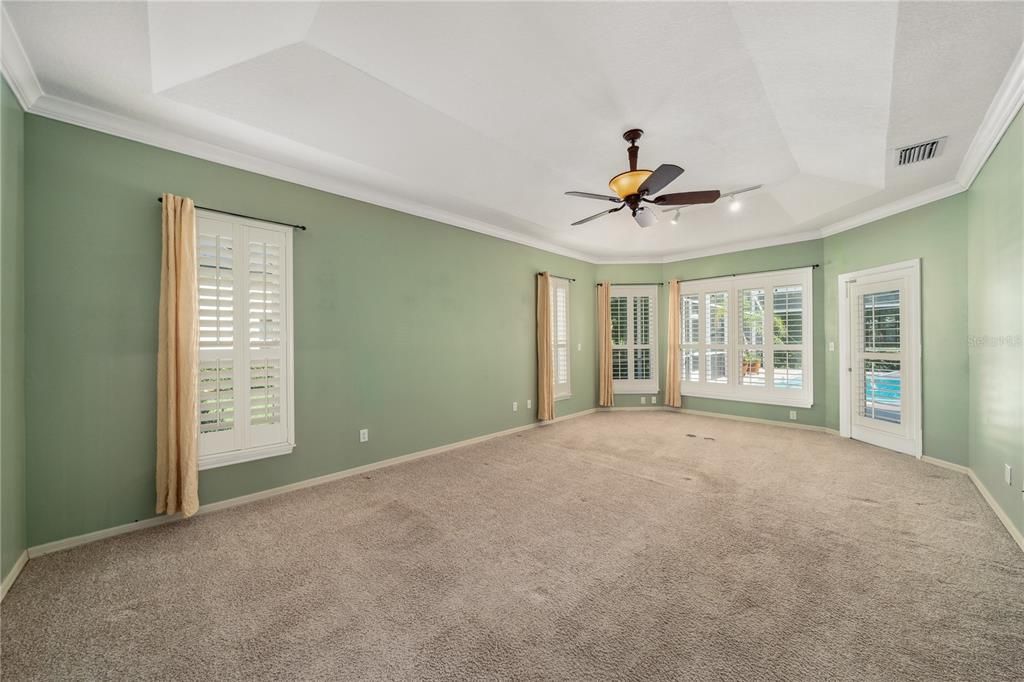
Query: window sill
xmin=614 ymin=384 xmax=660 ymax=395
xmin=555 ymin=393 xmax=573 ymax=401
xmin=199 ymin=442 xmax=295 ymax=471
xmin=681 ymin=387 xmax=812 ymax=409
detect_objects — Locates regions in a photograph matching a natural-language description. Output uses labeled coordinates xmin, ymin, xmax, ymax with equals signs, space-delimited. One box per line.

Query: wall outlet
xmin=527 ymin=399 xmax=532 ymax=409
xmin=513 ymin=401 xmax=518 ymax=412
xmin=828 ymin=341 xmax=835 ymax=352
xmin=651 ymin=396 xmax=657 ymax=404
xmin=577 ymin=343 xmax=582 ymax=351
xmin=359 ymin=428 xmax=369 ymax=443
xmin=789 ymin=410 xmax=797 ymax=421
xmin=640 ymin=396 xmax=646 ymax=405
xmin=1005 ymin=464 xmax=1013 ymax=486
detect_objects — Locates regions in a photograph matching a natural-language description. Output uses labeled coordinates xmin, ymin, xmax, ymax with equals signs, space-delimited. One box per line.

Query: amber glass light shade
xmin=608 ymin=169 xmax=653 ymax=199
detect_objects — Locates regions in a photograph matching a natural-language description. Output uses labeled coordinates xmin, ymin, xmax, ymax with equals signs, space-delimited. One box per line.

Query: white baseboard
xmin=967 ymin=469 xmax=1024 ymax=554
xmin=600 ymin=406 xmax=665 ymax=412
xmin=921 ymin=455 xmax=970 ymax=475
xmin=637 ymin=408 xmax=1024 ymax=555
xmin=672 ymin=406 xmax=838 ymax=434
xmin=27 ymin=409 xmax=597 ymax=559
xmin=918 ymin=456 xmax=1022 ymax=554
xmin=1 ymin=550 xmax=28 ymax=602
xmin=21 ymin=406 xmax=1024 ymax=564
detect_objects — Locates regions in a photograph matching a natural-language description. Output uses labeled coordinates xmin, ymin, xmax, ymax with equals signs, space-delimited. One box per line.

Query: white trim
xmin=0 ymin=6 xmax=42 ymax=109
xmin=198 ymin=442 xmax=294 ymax=471
xmin=968 ymin=468 xmax=1024 ymax=555
xmin=0 ymin=550 xmax=28 ymax=602
xmin=837 ymin=259 xmax=923 ymax=457
xmin=0 ymin=13 xmax=1019 ymax=263
xmin=654 ymin=229 xmax=824 ymax=265
xmin=921 ymin=455 xmax=970 ymax=475
xmin=598 ymin=403 xmax=663 ymax=409
xmin=818 ymin=181 xmax=966 ymax=238
xmin=601 ymin=404 xmax=839 ymax=434
xmin=957 ymin=42 xmax=1024 ymax=189
xmin=26 ymin=408 xmax=597 ymax=558
xmin=24 ymin=94 xmax=597 ymax=264
xmin=919 ymin=456 xmax=1023 ymax=556
xmin=672 ymin=407 xmax=837 ymax=434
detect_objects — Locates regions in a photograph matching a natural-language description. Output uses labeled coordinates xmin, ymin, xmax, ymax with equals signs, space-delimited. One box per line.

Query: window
xmin=198 ymin=210 xmax=295 ymax=469
xmin=611 ymin=285 xmax=659 ymax=393
xmin=550 ymin=277 xmax=571 ymax=399
xmin=675 ymin=267 xmax=813 ymax=408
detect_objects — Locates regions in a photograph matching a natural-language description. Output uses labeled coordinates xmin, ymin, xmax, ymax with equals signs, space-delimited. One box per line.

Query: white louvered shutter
xmin=196 ymin=212 xmax=293 ymax=467
xmin=610 ymin=285 xmax=659 ymax=393
xmin=246 ymin=227 xmax=287 ymax=447
xmin=198 ymin=217 xmax=241 ymax=455
xmin=550 ymin=278 xmax=571 ymax=398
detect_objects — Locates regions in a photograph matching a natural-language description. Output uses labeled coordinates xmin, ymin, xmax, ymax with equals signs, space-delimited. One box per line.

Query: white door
xmin=839 ymin=261 xmax=922 ymax=457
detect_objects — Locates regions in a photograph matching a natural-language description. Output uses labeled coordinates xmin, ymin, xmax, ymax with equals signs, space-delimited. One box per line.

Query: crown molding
xmin=818 ymin=180 xmax=966 ymax=238
xmin=27 ymin=93 xmax=599 ymax=263
xmin=957 ymin=41 xmax=1024 ymax=189
xmin=0 ymin=5 xmax=42 ymax=109
xmin=0 ymin=12 xmax=1015 ymax=266
xmin=653 ymin=227 xmax=823 ymax=265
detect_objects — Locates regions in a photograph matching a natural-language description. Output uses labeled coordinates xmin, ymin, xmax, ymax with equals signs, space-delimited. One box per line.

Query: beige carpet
xmin=3 ymin=412 xmax=1023 ymax=680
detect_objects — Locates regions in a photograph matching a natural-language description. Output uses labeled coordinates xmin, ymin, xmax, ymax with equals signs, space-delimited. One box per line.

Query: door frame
xmin=838 ymin=258 xmax=923 ymax=457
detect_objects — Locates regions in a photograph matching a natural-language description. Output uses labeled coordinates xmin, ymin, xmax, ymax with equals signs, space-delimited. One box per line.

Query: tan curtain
xmin=156 ymin=193 xmax=200 ymax=517
xmin=665 ymin=280 xmax=682 ymax=408
xmin=597 ymin=282 xmax=614 ymax=407
xmin=536 ymin=272 xmax=555 ymax=421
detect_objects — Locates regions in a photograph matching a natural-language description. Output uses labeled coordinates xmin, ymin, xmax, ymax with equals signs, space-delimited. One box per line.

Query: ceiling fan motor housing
xmin=565 ymin=128 xmax=722 ymax=227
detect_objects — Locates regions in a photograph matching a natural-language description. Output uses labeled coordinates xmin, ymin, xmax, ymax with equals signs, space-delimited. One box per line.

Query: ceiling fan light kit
xmin=608 ymin=170 xmax=653 ymax=199
xmin=566 ymin=128 xmax=723 ymax=228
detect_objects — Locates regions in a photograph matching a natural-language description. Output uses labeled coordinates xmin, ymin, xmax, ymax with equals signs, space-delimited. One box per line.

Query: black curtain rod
xmin=596 ymin=282 xmax=664 ymax=287
xmin=157 ymin=197 xmax=307 ymax=231
xmin=547 ymin=274 xmax=576 ymax=282
xmin=675 ymin=263 xmax=819 ymax=282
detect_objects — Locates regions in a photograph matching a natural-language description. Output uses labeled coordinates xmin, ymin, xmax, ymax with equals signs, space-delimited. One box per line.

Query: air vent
xmin=895 ymin=137 xmax=946 ymax=166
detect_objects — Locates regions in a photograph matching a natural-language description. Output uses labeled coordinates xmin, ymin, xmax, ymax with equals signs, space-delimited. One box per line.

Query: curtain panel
xmin=156 ymin=193 xmax=200 ymax=517
xmin=665 ymin=279 xmax=682 ymax=407
xmin=536 ymin=273 xmax=555 ymax=421
xmin=597 ymin=282 xmax=614 ymax=407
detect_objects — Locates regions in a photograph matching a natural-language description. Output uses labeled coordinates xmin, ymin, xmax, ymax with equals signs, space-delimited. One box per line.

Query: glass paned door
xmin=849 ymin=274 xmax=918 ymax=454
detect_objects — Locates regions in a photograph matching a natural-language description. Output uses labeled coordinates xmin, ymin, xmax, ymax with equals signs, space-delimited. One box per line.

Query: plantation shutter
xmin=610 ymin=285 xmax=659 ymax=393
xmin=198 ymin=217 xmax=241 ymax=454
xmin=551 ymin=277 xmax=571 ymax=398
xmin=675 ymin=267 xmax=813 ymax=408
xmin=247 ymin=227 xmax=287 ymax=447
xmin=196 ymin=212 xmax=293 ymax=466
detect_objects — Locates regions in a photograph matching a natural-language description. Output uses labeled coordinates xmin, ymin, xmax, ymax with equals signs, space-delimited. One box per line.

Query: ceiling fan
xmin=565 ymin=129 xmax=721 ymax=227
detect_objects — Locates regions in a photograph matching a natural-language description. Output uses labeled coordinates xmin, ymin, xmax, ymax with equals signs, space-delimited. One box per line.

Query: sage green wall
xmin=664 ymin=240 xmax=827 ymax=426
xmin=23 ymin=116 xmax=596 ymax=546
xmin=1 ymin=78 xmax=27 ymax=577
xmin=823 ymin=194 xmax=970 ymax=466
xmin=967 ymin=110 xmax=1023 ymax=535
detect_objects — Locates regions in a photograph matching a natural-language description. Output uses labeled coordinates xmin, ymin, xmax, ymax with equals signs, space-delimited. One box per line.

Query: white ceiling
xmin=4 ymin=1 xmax=1023 ymax=262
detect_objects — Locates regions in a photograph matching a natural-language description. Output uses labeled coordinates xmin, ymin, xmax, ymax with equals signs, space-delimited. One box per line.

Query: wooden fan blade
xmin=565 ymin=191 xmax=623 ymax=203
xmin=637 ymin=164 xmax=683 ymax=196
xmin=571 ymin=205 xmax=624 ymax=226
xmin=652 ymin=190 xmax=721 ymax=206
